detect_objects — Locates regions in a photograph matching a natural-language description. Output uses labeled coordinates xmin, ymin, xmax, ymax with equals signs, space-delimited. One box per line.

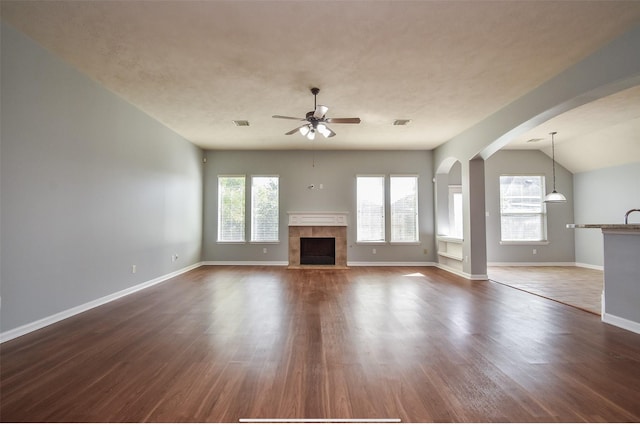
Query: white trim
xmin=347 ymin=261 xmax=435 ymax=267
xmin=287 ymin=211 xmax=348 ymax=227
xmin=575 ymin=262 xmax=604 ymax=271
xmin=436 ymin=236 xmax=463 ymax=243
xmin=0 ymin=262 xmax=203 ymax=344
xmin=602 ymin=313 xmax=640 ymax=335
xmin=202 ymin=261 xmax=289 ymax=266
xmin=499 ymin=240 xmax=550 ymax=246
xmin=437 ymin=251 xmax=463 ymax=261
xmin=436 ymin=263 xmax=488 ymax=281
xmin=487 ymin=262 xmax=576 ymax=267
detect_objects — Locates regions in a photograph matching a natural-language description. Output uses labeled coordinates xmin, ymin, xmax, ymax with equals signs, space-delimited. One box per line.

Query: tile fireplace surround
xmin=288 ymin=212 xmax=348 ymax=268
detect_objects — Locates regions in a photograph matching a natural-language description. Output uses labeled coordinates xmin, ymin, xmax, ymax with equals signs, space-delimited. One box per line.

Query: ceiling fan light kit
xmin=273 ymin=87 xmax=361 ymax=140
xmin=544 ymin=131 xmax=567 ymax=204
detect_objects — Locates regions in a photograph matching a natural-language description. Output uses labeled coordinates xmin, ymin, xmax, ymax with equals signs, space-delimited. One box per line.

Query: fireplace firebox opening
xmin=300 ymin=237 xmax=336 ymax=265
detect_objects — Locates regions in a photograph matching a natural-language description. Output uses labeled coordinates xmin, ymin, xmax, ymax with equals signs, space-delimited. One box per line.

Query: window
xmin=499 ymin=175 xmax=546 ymax=242
xmin=217 ymin=175 xmax=245 ymax=242
xmin=357 ymin=176 xmax=385 ymax=242
xmin=390 ymin=175 xmax=419 ymax=242
xmin=251 ymin=176 xmax=279 ymax=242
xmin=448 ymin=185 xmax=463 ymax=239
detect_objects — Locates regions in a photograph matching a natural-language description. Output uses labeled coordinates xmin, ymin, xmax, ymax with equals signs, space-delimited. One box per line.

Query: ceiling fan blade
xmin=273 ymin=115 xmax=305 ymax=120
xmin=285 ymin=124 xmax=309 ymax=135
xmin=314 ymin=105 xmax=329 ymax=119
xmin=325 ymin=117 xmax=361 ymax=124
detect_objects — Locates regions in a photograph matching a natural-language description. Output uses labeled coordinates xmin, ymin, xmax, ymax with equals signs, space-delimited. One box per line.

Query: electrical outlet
xmin=263 ymin=247 xmax=267 ymax=254
xmin=132 ymin=265 xmax=136 ymax=274
xmin=372 ymin=248 xmax=377 ymax=254
xmin=423 ymin=248 xmax=428 ymax=255
xmin=533 ymin=249 xmax=537 ymax=255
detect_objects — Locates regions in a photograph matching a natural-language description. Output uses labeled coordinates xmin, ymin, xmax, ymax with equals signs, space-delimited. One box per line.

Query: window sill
xmin=250 ymin=241 xmax=280 ymax=244
xmin=390 ymin=241 xmax=421 ymax=245
xmin=216 ymin=241 xmax=246 ymax=244
xmin=437 ymin=235 xmax=463 ymax=243
xmin=500 ymin=240 xmax=550 ymax=246
xmin=437 ymin=251 xmax=463 ymax=261
xmin=356 ymin=241 xmax=387 ymax=245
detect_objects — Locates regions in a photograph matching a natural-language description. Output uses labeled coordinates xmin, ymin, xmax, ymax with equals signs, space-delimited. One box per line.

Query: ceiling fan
xmin=272 ymin=87 xmax=361 ymax=140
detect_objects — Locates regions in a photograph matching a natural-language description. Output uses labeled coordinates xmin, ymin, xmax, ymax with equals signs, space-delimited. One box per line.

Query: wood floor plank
xmin=1 ymin=265 xmax=639 ymax=422
xmin=488 ymin=265 xmax=603 ymax=314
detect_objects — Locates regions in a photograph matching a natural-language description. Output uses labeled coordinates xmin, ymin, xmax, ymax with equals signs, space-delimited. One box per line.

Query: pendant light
xmin=544 ymin=131 xmax=567 ymax=203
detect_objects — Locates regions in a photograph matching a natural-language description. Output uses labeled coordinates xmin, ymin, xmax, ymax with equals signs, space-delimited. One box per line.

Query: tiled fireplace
xmin=288 ymin=212 xmax=348 ymax=268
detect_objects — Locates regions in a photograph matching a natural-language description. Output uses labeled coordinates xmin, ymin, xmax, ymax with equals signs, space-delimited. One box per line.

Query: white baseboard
xmin=347 ymin=261 xmax=436 ymax=267
xmin=0 ymin=262 xmax=203 ymax=344
xmin=602 ymin=313 xmax=640 ymax=335
xmin=202 ymin=261 xmax=289 ymax=266
xmin=575 ymin=262 xmax=604 ymax=271
xmin=436 ymin=263 xmax=488 ymax=281
xmin=203 ymin=261 xmax=437 ymax=268
xmin=487 ymin=262 xmax=604 ymax=271
xmin=487 ymin=262 xmax=577 ymax=267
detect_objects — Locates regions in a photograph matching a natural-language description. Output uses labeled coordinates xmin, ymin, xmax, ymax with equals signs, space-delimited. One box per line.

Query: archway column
xmin=464 ymin=157 xmax=487 ymax=279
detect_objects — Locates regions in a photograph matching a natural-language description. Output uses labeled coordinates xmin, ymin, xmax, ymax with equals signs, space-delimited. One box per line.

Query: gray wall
xmin=573 ymin=162 xmax=640 ymax=267
xmin=485 ymin=150 xmax=575 ymax=263
xmin=202 ymin=150 xmax=435 ymax=264
xmin=0 ymin=23 xmax=203 ymax=332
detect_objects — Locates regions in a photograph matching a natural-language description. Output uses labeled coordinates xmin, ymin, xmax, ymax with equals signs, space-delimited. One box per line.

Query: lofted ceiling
xmin=2 ymin=0 xmax=639 ymax=172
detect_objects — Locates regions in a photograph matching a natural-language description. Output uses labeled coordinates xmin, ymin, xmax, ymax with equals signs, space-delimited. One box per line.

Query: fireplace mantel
xmin=287 ymin=211 xmax=348 ymax=227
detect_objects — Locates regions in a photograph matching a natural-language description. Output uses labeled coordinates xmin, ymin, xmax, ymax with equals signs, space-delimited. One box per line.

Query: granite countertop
xmin=567 ymin=224 xmax=640 ymax=230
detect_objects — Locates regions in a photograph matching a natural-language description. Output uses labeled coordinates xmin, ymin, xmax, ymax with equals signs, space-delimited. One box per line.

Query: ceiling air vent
xmin=233 ymin=120 xmax=250 ymax=127
xmin=393 ymin=119 xmax=411 ymax=126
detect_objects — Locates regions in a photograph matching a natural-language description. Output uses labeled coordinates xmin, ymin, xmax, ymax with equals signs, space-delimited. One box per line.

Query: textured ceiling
xmin=2 ymin=0 xmax=640 ymax=171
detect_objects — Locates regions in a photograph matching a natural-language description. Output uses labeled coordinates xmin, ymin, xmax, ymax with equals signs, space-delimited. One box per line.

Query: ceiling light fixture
xmin=544 ymin=131 xmax=567 ymax=203
xmin=273 ymin=87 xmax=360 ymax=140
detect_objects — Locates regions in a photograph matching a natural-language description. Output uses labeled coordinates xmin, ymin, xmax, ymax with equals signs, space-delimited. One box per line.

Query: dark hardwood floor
xmin=1 ymin=266 xmax=639 ymax=422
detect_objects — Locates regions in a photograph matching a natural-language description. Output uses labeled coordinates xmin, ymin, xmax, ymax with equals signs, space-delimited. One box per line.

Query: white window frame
xmin=390 ymin=174 xmax=420 ymax=244
xmin=448 ymin=185 xmax=463 ymax=240
xmin=217 ymin=175 xmax=246 ymax=243
xmin=499 ymin=175 xmax=548 ymax=244
xmin=250 ymin=175 xmax=280 ymax=243
xmin=356 ymin=175 xmax=386 ymax=243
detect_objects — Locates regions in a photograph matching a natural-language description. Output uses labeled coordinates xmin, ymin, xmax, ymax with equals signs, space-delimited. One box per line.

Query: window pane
xmin=390 ymin=176 xmax=419 ymax=242
xmin=499 ymin=175 xmax=546 ymax=241
xmin=501 ymin=214 xmax=544 ymax=241
xmin=357 ymin=176 xmax=385 ymax=242
xmin=218 ymin=176 xmax=245 ymax=242
xmin=452 ymin=192 xmax=463 ymax=239
xmin=448 ymin=185 xmax=463 ymax=239
xmin=251 ymin=176 xmax=279 ymax=242
xmin=500 ymin=176 xmax=544 ymax=214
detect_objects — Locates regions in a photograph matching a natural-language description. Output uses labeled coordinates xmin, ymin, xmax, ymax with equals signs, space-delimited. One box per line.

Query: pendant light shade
xmin=544 ymin=190 xmax=567 ymax=203
xmin=544 ymin=131 xmax=567 ymax=203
